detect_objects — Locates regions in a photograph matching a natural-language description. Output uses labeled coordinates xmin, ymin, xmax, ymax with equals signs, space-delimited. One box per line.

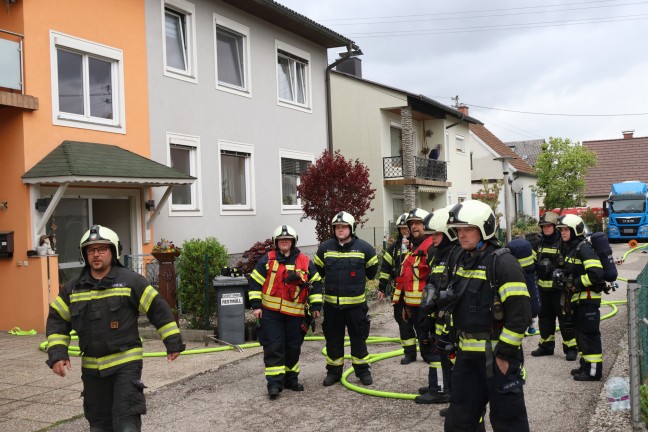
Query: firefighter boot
xmin=565 ymin=349 xmax=578 ymax=361
xmin=531 ymin=345 xmax=554 ymax=357
xmin=358 ymin=372 xmax=373 ymax=386
xmin=268 ymin=386 xmax=281 ymax=400
xmin=323 ymin=374 xmax=341 ymax=386
xmin=284 ymin=381 xmax=304 ymax=391
xmin=439 ymin=407 xmax=449 ymax=417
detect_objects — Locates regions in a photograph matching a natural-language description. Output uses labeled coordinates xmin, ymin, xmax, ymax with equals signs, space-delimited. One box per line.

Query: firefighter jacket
xmin=393 ymin=235 xmax=435 ymax=306
xmin=46 ymin=265 xmax=185 ymax=377
xmin=314 ymin=236 xmax=379 ymax=309
xmin=248 ymin=247 xmax=323 ymax=316
xmin=450 ymin=243 xmax=532 ymax=362
xmin=535 ymin=230 xmax=563 ymax=291
xmin=561 ymin=236 xmax=604 ymax=303
xmin=377 ymin=236 xmax=408 ymax=293
xmin=429 ymin=243 xmax=462 ymax=339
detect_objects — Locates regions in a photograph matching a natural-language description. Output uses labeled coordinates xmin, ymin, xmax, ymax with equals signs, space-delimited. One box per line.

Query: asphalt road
xmin=50 ymin=242 xmax=646 ymax=432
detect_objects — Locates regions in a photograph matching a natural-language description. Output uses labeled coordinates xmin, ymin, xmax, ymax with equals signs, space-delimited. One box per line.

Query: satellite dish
xmin=511 ymin=179 xmax=523 ymax=194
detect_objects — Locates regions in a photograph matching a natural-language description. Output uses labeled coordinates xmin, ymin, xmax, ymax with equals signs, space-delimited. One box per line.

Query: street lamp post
xmin=494 ymin=156 xmax=516 ymax=243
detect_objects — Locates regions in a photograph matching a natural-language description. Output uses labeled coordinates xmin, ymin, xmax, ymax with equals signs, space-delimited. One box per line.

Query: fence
xmin=124 ymin=254 xmax=159 ymax=286
xmin=630 ymin=264 xmax=648 ymax=427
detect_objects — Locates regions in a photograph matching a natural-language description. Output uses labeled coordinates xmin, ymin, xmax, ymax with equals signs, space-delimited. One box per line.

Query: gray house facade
xmin=145 ymin=0 xmax=356 ymax=252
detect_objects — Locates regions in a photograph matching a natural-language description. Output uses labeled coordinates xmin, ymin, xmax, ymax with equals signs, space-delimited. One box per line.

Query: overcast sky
xmin=279 ymin=0 xmax=648 ymax=143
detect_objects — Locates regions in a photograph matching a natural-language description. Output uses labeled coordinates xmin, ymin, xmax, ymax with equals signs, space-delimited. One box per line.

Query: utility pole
xmin=494 ymin=156 xmax=516 ymax=243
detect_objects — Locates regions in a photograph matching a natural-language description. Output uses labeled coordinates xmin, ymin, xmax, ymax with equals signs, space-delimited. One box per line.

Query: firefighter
xmin=556 ymin=214 xmax=605 ymax=381
xmin=443 ymin=200 xmax=531 ymax=432
xmin=314 ymin=211 xmax=379 ymax=386
xmin=376 ymin=212 xmax=409 ymax=302
xmin=45 ymin=225 xmax=185 ymax=432
xmin=391 ymin=208 xmax=435 ymax=364
xmin=415 ymin=205 xmax=460 ymax=405
xmin=531 ymin=211 xmax=578 ymax=360
xmin=248 ymin=225 xmax=323 ymax=399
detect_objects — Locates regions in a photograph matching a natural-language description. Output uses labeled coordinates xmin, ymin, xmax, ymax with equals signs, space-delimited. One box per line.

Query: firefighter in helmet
xmin=314 ymin=211 xmax=379 ymax=386
xmin=532 ymin=211 xmax=578 ymax=361
xmin=45 ymin=225 xmax=185 ymax=431
xmin=556 ymin=214 xmax=604 ymax=381
xmin=443 ymin=200 xmax=531 ymax=431
xmin=248 ymin=225 xmax=323 ymax=399
xmin=377 ymin=213 xmax=410 ymax=301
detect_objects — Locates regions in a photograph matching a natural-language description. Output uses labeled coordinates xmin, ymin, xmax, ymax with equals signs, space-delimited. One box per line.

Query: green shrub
xmin=176 ymin=237 xmax=229 ymax=329
xmin=510 ymin=213 xmax=539 ymax=239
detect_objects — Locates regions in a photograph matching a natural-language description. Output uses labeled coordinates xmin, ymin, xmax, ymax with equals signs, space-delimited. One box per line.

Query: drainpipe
xmin=325 ymin=44 xmax=362 ymax=153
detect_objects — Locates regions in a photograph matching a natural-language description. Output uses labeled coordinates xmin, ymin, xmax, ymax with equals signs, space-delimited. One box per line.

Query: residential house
xmin=469 ymin=121 xmax=539 ymax=223
xmin=506 ymin=139 xmax=544 ymax=167
xmin=145 ymin=0 xmax=357 ymax=253
xmin=0 ymin=0 xmax=192 ymax=332
xmin=583 ymin=130 xmax=648 ymax=207
xmin=329 ymin=68 xmax=482 ymax=242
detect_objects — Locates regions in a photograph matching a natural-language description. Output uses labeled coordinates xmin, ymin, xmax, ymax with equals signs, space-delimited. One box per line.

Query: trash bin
xmin=213 ymin=275 xmax=248 ymax=344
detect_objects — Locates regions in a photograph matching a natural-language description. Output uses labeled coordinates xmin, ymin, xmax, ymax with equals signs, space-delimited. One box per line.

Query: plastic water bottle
xmin=401 ymin=239 xmax=408 ymax=254
xmin=605 ymin=377 xmax=630 ymax=411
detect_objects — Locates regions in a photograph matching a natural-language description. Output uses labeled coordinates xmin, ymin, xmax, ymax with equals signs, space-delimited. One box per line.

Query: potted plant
xmin=151 ymin=238 xmax=181 ymax=263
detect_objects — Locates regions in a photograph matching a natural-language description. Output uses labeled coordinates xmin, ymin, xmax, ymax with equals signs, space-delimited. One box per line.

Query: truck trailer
xmin=604 ymin=181 xmax=648 ymax=241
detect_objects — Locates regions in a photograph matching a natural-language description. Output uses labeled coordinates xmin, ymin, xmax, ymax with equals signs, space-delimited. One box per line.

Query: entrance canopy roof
xmin=22 ymin=141 xmax=195 ymax=186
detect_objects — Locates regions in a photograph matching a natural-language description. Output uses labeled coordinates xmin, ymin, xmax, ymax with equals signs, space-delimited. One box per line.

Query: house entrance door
xmin=47 ymin=197 xmax=132 ymax=285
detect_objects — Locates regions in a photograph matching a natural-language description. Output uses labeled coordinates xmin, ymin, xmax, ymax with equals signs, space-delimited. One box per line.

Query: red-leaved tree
xmin=297 ymin=150 xmax=376 ymax=242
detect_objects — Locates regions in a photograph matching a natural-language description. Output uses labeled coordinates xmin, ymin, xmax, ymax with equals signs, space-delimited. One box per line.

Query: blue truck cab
xmin=604 ymin=181 xmax=648 ymax=241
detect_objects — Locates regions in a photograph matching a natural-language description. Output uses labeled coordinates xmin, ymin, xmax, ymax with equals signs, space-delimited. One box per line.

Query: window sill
xmin=164 ymin=69 xmax=197 ymax=84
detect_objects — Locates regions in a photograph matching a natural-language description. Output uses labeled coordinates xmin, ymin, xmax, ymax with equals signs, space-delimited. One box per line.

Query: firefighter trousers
xmin=574 ymin=301 xmax=603 ymax=376
xmin=445 ymin=354 xmax=529 ymax=432
xmin=81 ymin=361 xmax=145 ymax=432
xmin=257 ymin=308 xmax=306 ymax=390
xmin=394 ymin=299 xmax=422 ymax=359
xmin=322 ymin=302 xmax=370 ymax=378
xmin=537 ymin=289 xmax=576 ymax=352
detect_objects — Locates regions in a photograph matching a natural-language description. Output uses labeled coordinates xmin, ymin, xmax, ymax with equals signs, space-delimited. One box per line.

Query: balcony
xmin=383 ymin=156 xmax=450 ymax=188
xmin=0 ymin=29 xmax=38 ymax=110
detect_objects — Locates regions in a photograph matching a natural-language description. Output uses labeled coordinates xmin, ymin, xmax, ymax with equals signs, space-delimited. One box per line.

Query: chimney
xmin=335 ymin=56 xmax=362 ymax=78
xmin=622 ymin=130 xmax=635 ymax=139
xmin=457 ymin=104 xmax=469 ymax=116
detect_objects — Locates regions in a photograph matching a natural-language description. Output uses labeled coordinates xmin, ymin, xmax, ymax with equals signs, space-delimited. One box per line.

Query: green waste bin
xmin=213 ymin=275 xmax=248 ymax=344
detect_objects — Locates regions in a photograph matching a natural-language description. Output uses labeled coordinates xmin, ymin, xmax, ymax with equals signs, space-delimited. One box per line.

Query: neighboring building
xmin=470 ymin=122 xmax=539 ymax=222
xmin=145 ymin=0 xmax=357 ymax=253
xmin=583 ymin=130 xmax=648 ymax=207
xmin=0 ymin=1 xmax=192 ymax=332
xmin=506 ymin=139 xmax=544 ymax=167
xmin=329 ymin=68 xmax=482 ymax=241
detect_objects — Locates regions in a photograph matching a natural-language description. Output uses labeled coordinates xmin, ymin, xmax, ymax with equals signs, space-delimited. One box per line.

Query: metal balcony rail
xmin=383 ymin=156 xmax=447 ymax=181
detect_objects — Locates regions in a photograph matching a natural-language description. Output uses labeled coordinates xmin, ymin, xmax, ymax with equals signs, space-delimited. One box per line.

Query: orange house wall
xmin=0 ymin=0 xmax=151 ymax=332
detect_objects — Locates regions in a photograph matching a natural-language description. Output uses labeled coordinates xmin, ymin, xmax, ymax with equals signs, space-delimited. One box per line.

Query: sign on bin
xmin=221 ymin=292 xmax=243 ymax=305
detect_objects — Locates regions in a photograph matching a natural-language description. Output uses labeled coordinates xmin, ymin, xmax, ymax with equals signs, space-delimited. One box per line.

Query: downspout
xmin=325 ymin=44 xmax=362 ymax=153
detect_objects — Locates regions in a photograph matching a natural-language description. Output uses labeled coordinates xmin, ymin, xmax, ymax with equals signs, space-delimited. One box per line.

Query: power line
xmin=317 ymin=0 xmax=635 ymax=22
xmin=322 ymin=1 xmax=648 ymax=26
xmin=464 ymin=103 xmax=648 ymax=117
xmin=344 ymin=13 xmax=648 ymax=38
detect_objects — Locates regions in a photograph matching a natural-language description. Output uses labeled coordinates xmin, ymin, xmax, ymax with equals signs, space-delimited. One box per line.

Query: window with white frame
xmin=50 ymin=31 xmax=125 ymax=133
xmin=280 ymin=151 xmax=312 ymax=211
xmin=455 ymin=134 xmax=465 ymax=152
xmin=167 ymin=133 xmax=201 ymax=214
xmin=214 ymin=14 xmax=250 ymax=96
xmin=219 ymin=141 xmax=254 ymax=213
xmin=276 ymin=41 xmax=311 ymax=110
xmin=390 ymin=126 xmax=402 ymax=157
xmin=163 ymin=0 xmax=197 ymax=82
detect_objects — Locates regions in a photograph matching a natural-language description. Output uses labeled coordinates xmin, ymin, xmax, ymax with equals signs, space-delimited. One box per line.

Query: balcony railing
xmin=383 ymin=156 xmax=447 ymax=181
xmin=0 ymin=29 xmax=23 ymax=93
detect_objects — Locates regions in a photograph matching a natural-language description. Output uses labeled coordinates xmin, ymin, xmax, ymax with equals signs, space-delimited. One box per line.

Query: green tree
xmin=532 ymin=137 xmax=597 ymax=211
xmin=297 ymin=150 xmax=376 ymax=243
xmin=176 ymin=237 xmax=229 ymax=329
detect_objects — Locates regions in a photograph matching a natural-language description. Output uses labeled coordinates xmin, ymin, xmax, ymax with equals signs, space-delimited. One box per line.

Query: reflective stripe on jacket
xmin=260 ymin=250 xmax=311 ymax=316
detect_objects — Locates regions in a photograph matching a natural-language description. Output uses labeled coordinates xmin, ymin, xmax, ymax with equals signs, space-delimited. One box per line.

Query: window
xmin=276 ymin=41 xmax=311 ymax=111
xmin=214 ymin=15 xmax=250 ymax=96
xmin=390 ymin=126 xmax=402 ymax=157
xmin=167 ymin=133 xmax=201 ymax=215
xmin=163 ymin=0 xmax=197 ymax=82
xmin=50 ymin=31 xmax=125 ymax=133
xmin=280 ymin=151 xmax=313 ymax=212
xmin=455 ymin=134 xmax=465 ymax=152
xmin=219 ymin=141 xmax=255 ymax=214
xmin=393 ymin=196 xmax=405 ymax=223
